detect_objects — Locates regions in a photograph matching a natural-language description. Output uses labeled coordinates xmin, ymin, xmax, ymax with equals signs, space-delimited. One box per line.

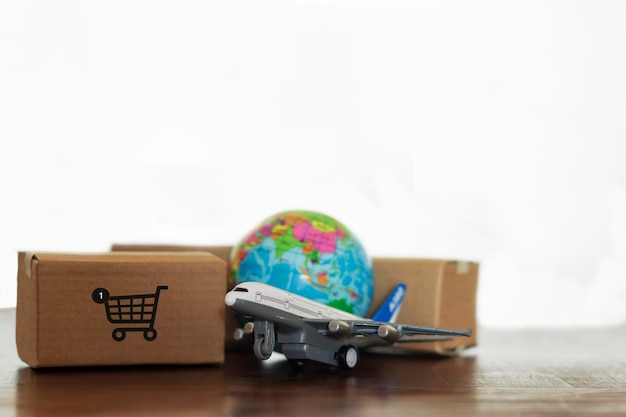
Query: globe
xmin=229 ymin=210 xmax=374 ymax=317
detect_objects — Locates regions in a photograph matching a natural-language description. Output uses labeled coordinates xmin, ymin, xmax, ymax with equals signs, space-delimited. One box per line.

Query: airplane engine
xmin=377 ymin=324 xmax=400 ymax=342
xmin=328 ymin=320 xmax=353 ymax=337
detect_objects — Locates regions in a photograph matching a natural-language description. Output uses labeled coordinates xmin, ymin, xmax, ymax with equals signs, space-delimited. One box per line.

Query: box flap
xmin=24 ymin=251 xmax=222 ymax=265
xmin=23 ymin=252 xmax=39 ymax=279
xmin=111 ymin=244 xmax=233 ymax=262
xmin=17 ymin=252 xmax=40 ymax=367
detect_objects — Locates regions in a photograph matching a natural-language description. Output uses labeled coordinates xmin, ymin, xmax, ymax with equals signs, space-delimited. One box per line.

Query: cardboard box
xmin=112 ymin=244 xmax=478 ymax=355
xmin=369 ymin=258 xmax=478 ymax=354
xmin=16 ymin=252 xmax=226 ymax=368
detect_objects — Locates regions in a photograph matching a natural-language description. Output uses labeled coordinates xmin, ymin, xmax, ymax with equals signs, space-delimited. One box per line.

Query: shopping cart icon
xmin=92 ymin=286 xmax=168 ymax=342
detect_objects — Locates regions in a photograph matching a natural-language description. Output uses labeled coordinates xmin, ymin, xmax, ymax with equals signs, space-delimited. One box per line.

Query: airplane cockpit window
xmin=234 ymin=287 xmax=249 ymax=292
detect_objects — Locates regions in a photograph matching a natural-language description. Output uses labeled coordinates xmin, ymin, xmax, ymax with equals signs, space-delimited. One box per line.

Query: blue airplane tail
xmin=371 ymin=283 xmax=407 ymax=323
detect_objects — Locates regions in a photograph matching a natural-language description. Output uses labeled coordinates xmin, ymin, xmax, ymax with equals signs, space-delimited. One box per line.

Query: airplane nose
xmin=225 ymin=292 xmax=237 ymax=307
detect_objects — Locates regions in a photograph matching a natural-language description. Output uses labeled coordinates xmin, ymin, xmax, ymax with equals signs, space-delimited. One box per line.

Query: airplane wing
xmin=303 ymin=319 xmax=472 ymax=344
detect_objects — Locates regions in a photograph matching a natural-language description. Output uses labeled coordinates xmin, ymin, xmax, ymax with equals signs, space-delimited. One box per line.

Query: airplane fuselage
xmin=225 ymin=282 xmax=374 ymax=368
xmin=225 ymin=282 xmax=364 ymax=321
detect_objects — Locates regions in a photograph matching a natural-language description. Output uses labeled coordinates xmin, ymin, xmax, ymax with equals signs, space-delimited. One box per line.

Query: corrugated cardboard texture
xmin=16 ymin=252 xmax=226 ymax=367
xmin=111 ymin=244 xmax=478 ymax=354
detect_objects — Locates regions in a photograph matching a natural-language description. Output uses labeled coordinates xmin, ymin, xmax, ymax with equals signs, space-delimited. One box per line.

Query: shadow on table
xmin=222 ymin=349 xmax=479 ymax=416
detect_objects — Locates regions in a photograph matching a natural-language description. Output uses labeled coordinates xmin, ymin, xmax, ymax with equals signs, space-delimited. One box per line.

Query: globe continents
xmin=229 ymin=210 xmax=374 ymax=317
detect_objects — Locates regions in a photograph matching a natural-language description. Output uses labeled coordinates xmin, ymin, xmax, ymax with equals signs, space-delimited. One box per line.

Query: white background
xmin=1 ymin=1 xmax=625 ymax=328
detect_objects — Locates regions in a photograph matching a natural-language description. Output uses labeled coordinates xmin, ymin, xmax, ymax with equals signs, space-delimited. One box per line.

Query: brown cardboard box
xmin=112 ymin=244 xmax=478 ymax=355
xmin=16 ymin=252 xmax=226 ymax=368
xmin=369 ymin=258 xmax=478 ymax=354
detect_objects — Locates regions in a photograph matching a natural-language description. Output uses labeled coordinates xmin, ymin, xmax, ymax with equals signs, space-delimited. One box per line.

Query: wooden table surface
xmin=1 ymin=308 xmax=625 ymax=417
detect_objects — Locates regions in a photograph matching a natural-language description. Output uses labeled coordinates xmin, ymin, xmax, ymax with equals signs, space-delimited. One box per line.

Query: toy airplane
xmin=225 ymin=281 xmax=473 ymax=370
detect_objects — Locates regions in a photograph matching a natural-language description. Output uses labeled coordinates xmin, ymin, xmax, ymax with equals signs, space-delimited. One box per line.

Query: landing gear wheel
xmin=253 ymin=336 xmax=274 ymax=360
xmin=337 ymin=345 xmax=359 ymax=370
xmin=252 ymin=321 xmax=275 ymax=360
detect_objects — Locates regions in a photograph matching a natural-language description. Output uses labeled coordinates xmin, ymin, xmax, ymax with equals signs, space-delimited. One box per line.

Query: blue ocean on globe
xmin=229 ymin=210 xmax=373 ymax=317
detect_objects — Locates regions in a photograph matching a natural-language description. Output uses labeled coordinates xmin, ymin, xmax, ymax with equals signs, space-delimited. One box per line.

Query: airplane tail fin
xmin=371 ymin=283 xmax=407 ymax=323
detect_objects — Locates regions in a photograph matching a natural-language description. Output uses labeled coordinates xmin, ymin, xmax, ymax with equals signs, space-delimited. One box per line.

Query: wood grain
xmin=2 ymin=309 xmax=625 ymax=416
